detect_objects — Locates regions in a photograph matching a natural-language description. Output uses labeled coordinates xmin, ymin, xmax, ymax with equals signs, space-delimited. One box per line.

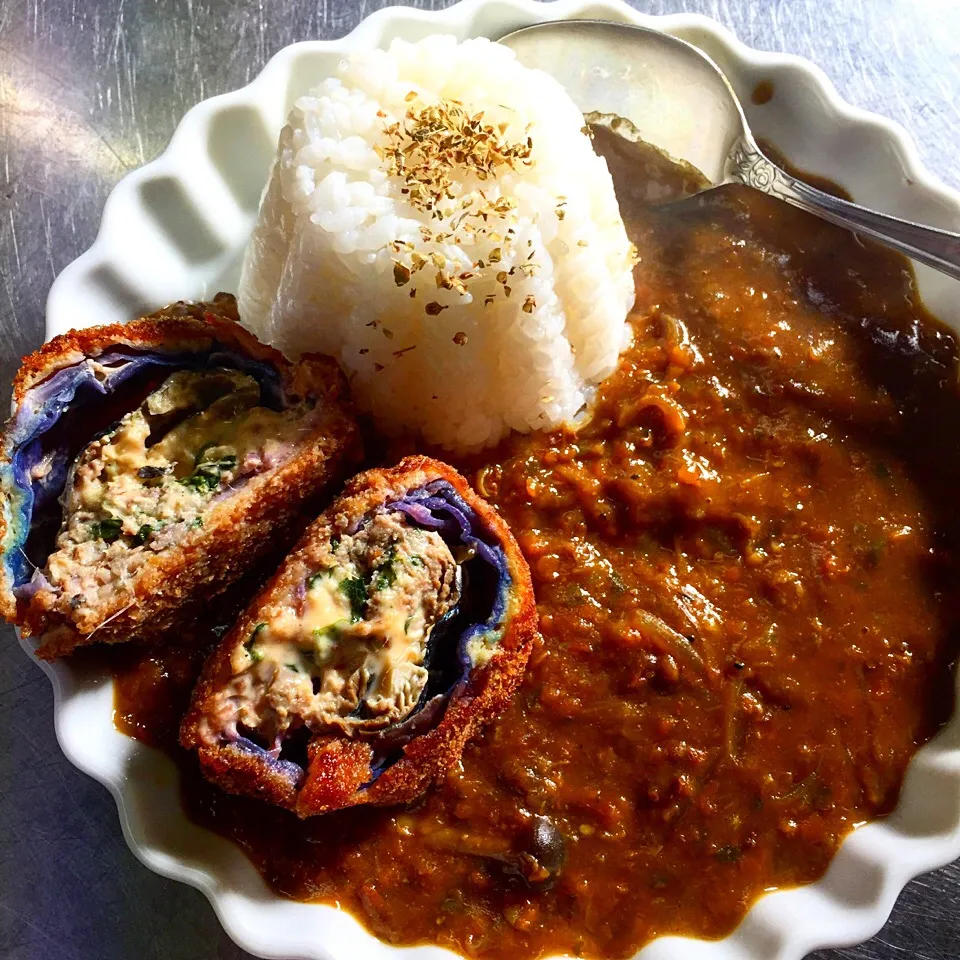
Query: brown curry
xmin=112 ymin=128 xmax=960 ymax=958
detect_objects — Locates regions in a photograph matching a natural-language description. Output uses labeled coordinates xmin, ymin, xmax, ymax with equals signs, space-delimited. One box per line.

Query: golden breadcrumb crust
xmin=11 ymin=295 xmax=272 ymax=402
xmin=180 ymin=455 xmax=537 ymax=816
xmin=0 ymin=295 xmax=360 ymax=657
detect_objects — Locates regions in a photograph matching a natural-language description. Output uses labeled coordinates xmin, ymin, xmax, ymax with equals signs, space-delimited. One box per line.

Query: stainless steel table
xmin=1 ymin=1 xmax=959 ymax=958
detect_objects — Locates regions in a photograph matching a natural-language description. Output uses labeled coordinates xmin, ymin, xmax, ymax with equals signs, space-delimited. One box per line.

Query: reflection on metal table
xmin=1 ymin=1 xmax=958 ymax=959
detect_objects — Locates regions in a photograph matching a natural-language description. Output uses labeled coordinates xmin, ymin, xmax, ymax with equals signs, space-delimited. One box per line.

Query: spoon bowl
xmin=500 ymin=20 xmax=960 ymax=281
xmin=501 ymin=19 xmax=743 ymax=185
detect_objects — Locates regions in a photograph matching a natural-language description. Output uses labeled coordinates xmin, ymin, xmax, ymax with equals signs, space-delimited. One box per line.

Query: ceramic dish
xmin=31 ymin=1 xmax=960 ymax=958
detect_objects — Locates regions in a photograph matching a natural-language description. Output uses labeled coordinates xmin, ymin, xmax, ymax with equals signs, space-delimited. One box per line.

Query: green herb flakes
xmin=313 ymin=619 xmax=349 ymax=642
xmin=179 ymin=471 xmax=219 ymax=494
xmin=374 ymin=545 xmax=398 ymax=591
xmin=179 ymin=454 xmax=237 ymax=494
xmin=245 ymin=622 xmax=267 ymax=662
xmin=340 ymin=576 xmax=369 ymax=621
xmin=91 ymin=518 xmax=123 ymax=543
xmin=132 ymin=524 xmax=154 ymax=546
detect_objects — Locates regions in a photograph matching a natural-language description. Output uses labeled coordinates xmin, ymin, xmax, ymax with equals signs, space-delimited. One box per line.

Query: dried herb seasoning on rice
xmin=239 ymin=35 xmax=635 ymax=451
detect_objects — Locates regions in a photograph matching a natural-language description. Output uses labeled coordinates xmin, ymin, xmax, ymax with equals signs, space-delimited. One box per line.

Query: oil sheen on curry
xmin=113 ymin=128 xmax=960 ymax=958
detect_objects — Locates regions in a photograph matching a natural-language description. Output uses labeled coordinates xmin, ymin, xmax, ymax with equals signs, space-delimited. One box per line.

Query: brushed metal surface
xmin=1 ymin=2 xmax=959 ymax=959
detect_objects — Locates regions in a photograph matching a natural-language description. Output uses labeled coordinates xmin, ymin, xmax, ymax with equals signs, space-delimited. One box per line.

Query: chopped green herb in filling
xmin=132 ymin=524 xmax=154 ymax=546
xmin=374 ymin=545 xmax=398 ymax=591
xmin=90 ymin=518 xmax=123 ymax=543
xmin=340 ymin=576 xmax=369 ymax=621
xmin=313 ymin=619 xmax=350 ymax=642
xmin=179 ymin=454 xmax=237 ymax=494
xmin=245 ymin=622 xmax=267 ymax=662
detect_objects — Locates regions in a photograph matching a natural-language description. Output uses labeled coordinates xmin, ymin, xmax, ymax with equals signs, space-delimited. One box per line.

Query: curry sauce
xmin=113 ymin=131 xmax=960 ymax=958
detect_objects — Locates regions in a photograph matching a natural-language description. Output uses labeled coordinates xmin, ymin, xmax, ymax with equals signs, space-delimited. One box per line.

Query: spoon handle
xmin=727 ymin=140 xmax=960 ymax=282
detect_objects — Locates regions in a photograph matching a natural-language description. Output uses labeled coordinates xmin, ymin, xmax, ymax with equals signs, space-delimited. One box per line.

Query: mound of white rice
xmin=239 ymin=35 xmax=635 ymax=451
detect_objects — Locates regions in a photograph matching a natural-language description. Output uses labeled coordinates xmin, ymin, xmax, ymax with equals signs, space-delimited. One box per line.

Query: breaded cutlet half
xmin=181 ymin=455 xmax=537 ymax=816
xmin=0 ymin=295 xmax=360 ymax=658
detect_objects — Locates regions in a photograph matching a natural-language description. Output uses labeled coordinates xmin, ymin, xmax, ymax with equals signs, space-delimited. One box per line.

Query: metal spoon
xmin=499 ymin=20 xmax=960 ymax=281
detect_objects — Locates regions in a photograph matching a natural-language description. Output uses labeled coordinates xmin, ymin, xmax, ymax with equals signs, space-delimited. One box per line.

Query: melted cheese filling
xmin=45 ymin=368 xmax=309 ymax=607
xmin=227 ymin=512 xmax=461 ymax=742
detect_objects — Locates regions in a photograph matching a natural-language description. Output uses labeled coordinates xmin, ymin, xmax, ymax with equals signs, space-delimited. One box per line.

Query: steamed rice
xmin=239 ymin=35 xmax=636 ymax=451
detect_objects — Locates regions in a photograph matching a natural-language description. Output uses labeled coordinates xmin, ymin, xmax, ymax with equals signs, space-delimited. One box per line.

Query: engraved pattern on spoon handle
xmin=727 ymin=139 xmax=960 ymax=282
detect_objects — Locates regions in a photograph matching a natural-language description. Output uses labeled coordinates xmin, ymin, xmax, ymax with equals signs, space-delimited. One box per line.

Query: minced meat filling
xmin=214 ymin=512 xmax=461 ymax=749
xmin=44 ymin=368 xmax=309 ymax=612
